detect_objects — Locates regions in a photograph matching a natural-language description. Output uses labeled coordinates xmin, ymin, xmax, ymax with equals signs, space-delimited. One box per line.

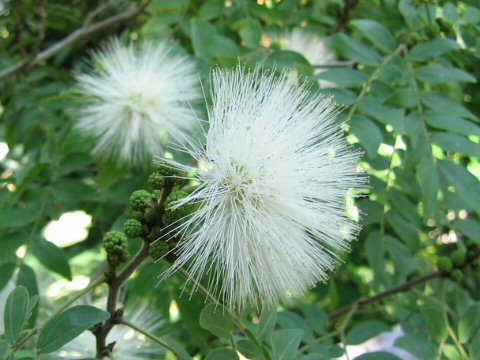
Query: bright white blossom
xmin=57 ymin=303 xmax=164 ymax=359
xmin=75 ymin=39 xmax=199 ymax=166
xmin=273 ymin=28 xmax=336 ymax=87
xmin=278 ymin=28 xmax=334 ymax=69
xmin=162 ymin=67 xmax=364 ymax=310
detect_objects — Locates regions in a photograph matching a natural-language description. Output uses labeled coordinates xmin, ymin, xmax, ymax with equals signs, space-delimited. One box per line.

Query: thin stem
xmin=314 ymin=61 xmax=356 ymax=68
xmin=0 ymin=4 xmax=146 ymax=81
xmin=119 ymin=318 xmax=179 ymax=356
xmin=345 ymin=45 xmax=406 ymax=123
xmin=328 ymin=271 xmax=442 ymax=321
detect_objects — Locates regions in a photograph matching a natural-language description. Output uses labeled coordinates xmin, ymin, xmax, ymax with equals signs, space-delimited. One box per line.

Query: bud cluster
xmin=103 ymin=231 xmax=130 ymax=267
xmin=437 ymin=241 xmax=480 ymax=285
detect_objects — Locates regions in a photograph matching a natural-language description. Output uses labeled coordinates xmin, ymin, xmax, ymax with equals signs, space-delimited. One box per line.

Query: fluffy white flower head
xmin=57 ymin=303 xmax=164 ymax=360
xmin=279 ymin=28 xmax=334 ymax=69
xmin=162 ymin=67 xmax=364 ymax=310
xmin=75 ymin=39 xmax=199 ymax=166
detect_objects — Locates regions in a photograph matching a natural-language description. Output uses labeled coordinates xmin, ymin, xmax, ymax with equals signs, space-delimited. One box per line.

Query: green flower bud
xmin=124 ymin=219 xmax=143 ymax=238
xmin=437 ymin=256 xmax=453 ymax=272
xmin=150 ymin=241 xmax=170 ymax=261
xmin=425 ymin=23 xmax=440 ymax=38
xmin=451 ymin=249 xmax=467 ymax=267
xmin=162 ymin=191 xmax=196 ymax=227
xmin=148 ymin=172 xmax=165 ymax=190
xmin=103 ymin=230 xmax=129 ymax=266
xmin=451 ymin=269 xmax=463 ymax=283
xmin=129 ymin=190 xmax=153 ymax=212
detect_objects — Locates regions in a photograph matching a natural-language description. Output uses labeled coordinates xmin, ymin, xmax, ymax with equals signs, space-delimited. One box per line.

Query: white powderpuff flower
xmin=75 ymin=39 xmax=199 ymax=166
xmin=273 ymin=28 xmax=336 ymax=87
xmin=56 ymin=303 xmax=165 ymax=359
xmin=279 ymin=28 xmax=334 ymax=70
xmin=162 ymin=67 xmax=364 ymax=310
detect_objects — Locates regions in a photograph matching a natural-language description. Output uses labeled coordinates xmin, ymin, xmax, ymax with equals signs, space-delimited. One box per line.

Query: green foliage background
xmin=1 ymin=0 xmax=480 ymax=359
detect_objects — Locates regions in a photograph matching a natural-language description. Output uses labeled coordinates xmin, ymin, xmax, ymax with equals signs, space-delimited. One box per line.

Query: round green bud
xmin=407 ymin=33 xmax=422 ymax=46
xmin=451 ymin=269 xmax=463 ymax=283
xmin=150 ymin=241 xmax=170 ymax=261
xmin=437 ymin=257 xmax=453 ymax=272
xmin=163 ymin=191 xmax=196 ymax=227
xmin=148 ymin=172 xmax=165 ymax=190
xmin=425 ymin=23 xmax=440 ymax=38
xmin=129 ymin=190 xmax=153 ymax=211
xmin=124 ymin=219 xmax=143 ymax=238
xmin=452 ymin=249 xmax=467 ymax=267
xmin=103 ymin=231 xmax=129 ymax=266
xmin=144 ymin=206 xmax=157 ymax=225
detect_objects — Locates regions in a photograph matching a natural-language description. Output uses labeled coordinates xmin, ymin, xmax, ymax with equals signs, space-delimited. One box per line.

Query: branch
xmin=0 ymin=4 xmax=145 ymax=81
xmin=333 ymin=0 xmax=359 ymax=33
xmin=328 ymin=271 xmax=442 ymax=322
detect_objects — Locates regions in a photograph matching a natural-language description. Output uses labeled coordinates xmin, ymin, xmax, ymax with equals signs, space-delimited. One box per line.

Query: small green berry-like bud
xmin=451 ymin=249 xmax=467 ymax=267
xmin=451 ymin=269 xmax=463 ymax=283
xmin=437 ymin=257 xmax=453 ymax=272
xmin=124 ymin=219 xmax=143 ymax=238
xmin=165 ymin=191 xmax=189 ymax=208
xmin=129 ymin=190 xmax=153 ymax=211
xmin=150 ymin=241 xmax=170 ymax=261
xmin=103 ymin=231 xmax=130 ymax=266
xmin=148 ymin=172 xmax=165 ymax=190
xmin=163 ymin=191 xmax=196 ymax=227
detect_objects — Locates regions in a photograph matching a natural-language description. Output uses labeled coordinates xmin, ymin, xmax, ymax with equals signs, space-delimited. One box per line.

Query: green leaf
xmin=356 ymin=352 xmax=402 ymax=360
xmin=270 ymin=329 xmax=303 ymax=360
xmin=51 ymin=178 xmax=99 ymax=203
xmin=327 ymin=34 xmax=382 ymax=65
xmin=16 ymin=264 xmax=39 ymax=328
xmin=199 ymin=304 xmax=233 ymax=339
xmin=432 ymin=132 xmax=480 ymax=158
xmin=352 ymin=19 xmax=396 ymax=52
xmin=459 ymin=303 xmax=480 ymax=343
xmin=234 ymin=18 xmax=262 ymax=48
xmin=410 ymin=39 xmax=460 ymax=61
xmin=359 ymin=98 xmax=405 ymax=133
xmin=386 ymin=236 xmax=417 ymax=279
xmin=439 ymin=160 xmax=480 ymax=215
xmin=422 ymin=91 xmax=478 ymax=121
xmin=277 ymin=311 xmax=314 ymax=341
xmin=346 ymin=321 xmax=389 ymax=345
xmin=422 ymin=303 xmax=447 ymax=342
xmin=399 ymin=0 xmax=419 ymax=29
xmin=198 ymin=0 xmax=224 ymax=20
xmin=365 ymin=231 xmax=387 ymax=286
xmin=425 ymin=111 xmax=480 ymax=136
xmin=0 ymin=262 xmax=16 ymax=291
xmin=416 ymin=65 xmax=476 ymax=84
xmin=452 ymin=218 xmax=480 ymax=241
xmin=350 ymin=115 xmax=383 ymax=158
xmin=0 ymin=207 xmax=37 ymax=229
xmin=418 ymin=156 xmax=439 ymax=220
xmin=257 ymin=307 xmax=277 ymax=340
xmin=395 ymin=334 xmax=437 ymax=359
xmin=0 ymin=340 xmax=9 ymax=357
xmin=190 ymin=19 xmax=238 ymax=60
xmin=162 ymin=336 xmax=193 ymax=360
xmin=4 ymin=286 xmax=30 ymax=343
xmin=205 ymin=348 xmax=239 ymax=360
xmin=317 ymin=68 xmax=368 ymax=87
xmin=30 ymin=238 xmax=72 ymax=280
xmin=38 ymin=305 xmax=110 ymax=354
xmin=301 ymin=304 xmax=328 ymax=335
xmin=386 ymin=211 xmax=418 ymax=248
xmin=236 ymin=339 xmax=262 ymax=359
xmin=265 ymin=50 xmax=313 ymax=76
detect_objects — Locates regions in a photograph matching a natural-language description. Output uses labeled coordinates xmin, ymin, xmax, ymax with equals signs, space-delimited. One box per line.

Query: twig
xmin=314 ymin=61 xmax=356 ymax=68
xmin=0 ymin=4 xmax=145 ymax=81
xmin=328 ymin=271 xmax=442 ymax=321
xmin=333 ymin=0 xmax=359 ymax=33
xmin=345 ymin=44 xmax=406 ymax=123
